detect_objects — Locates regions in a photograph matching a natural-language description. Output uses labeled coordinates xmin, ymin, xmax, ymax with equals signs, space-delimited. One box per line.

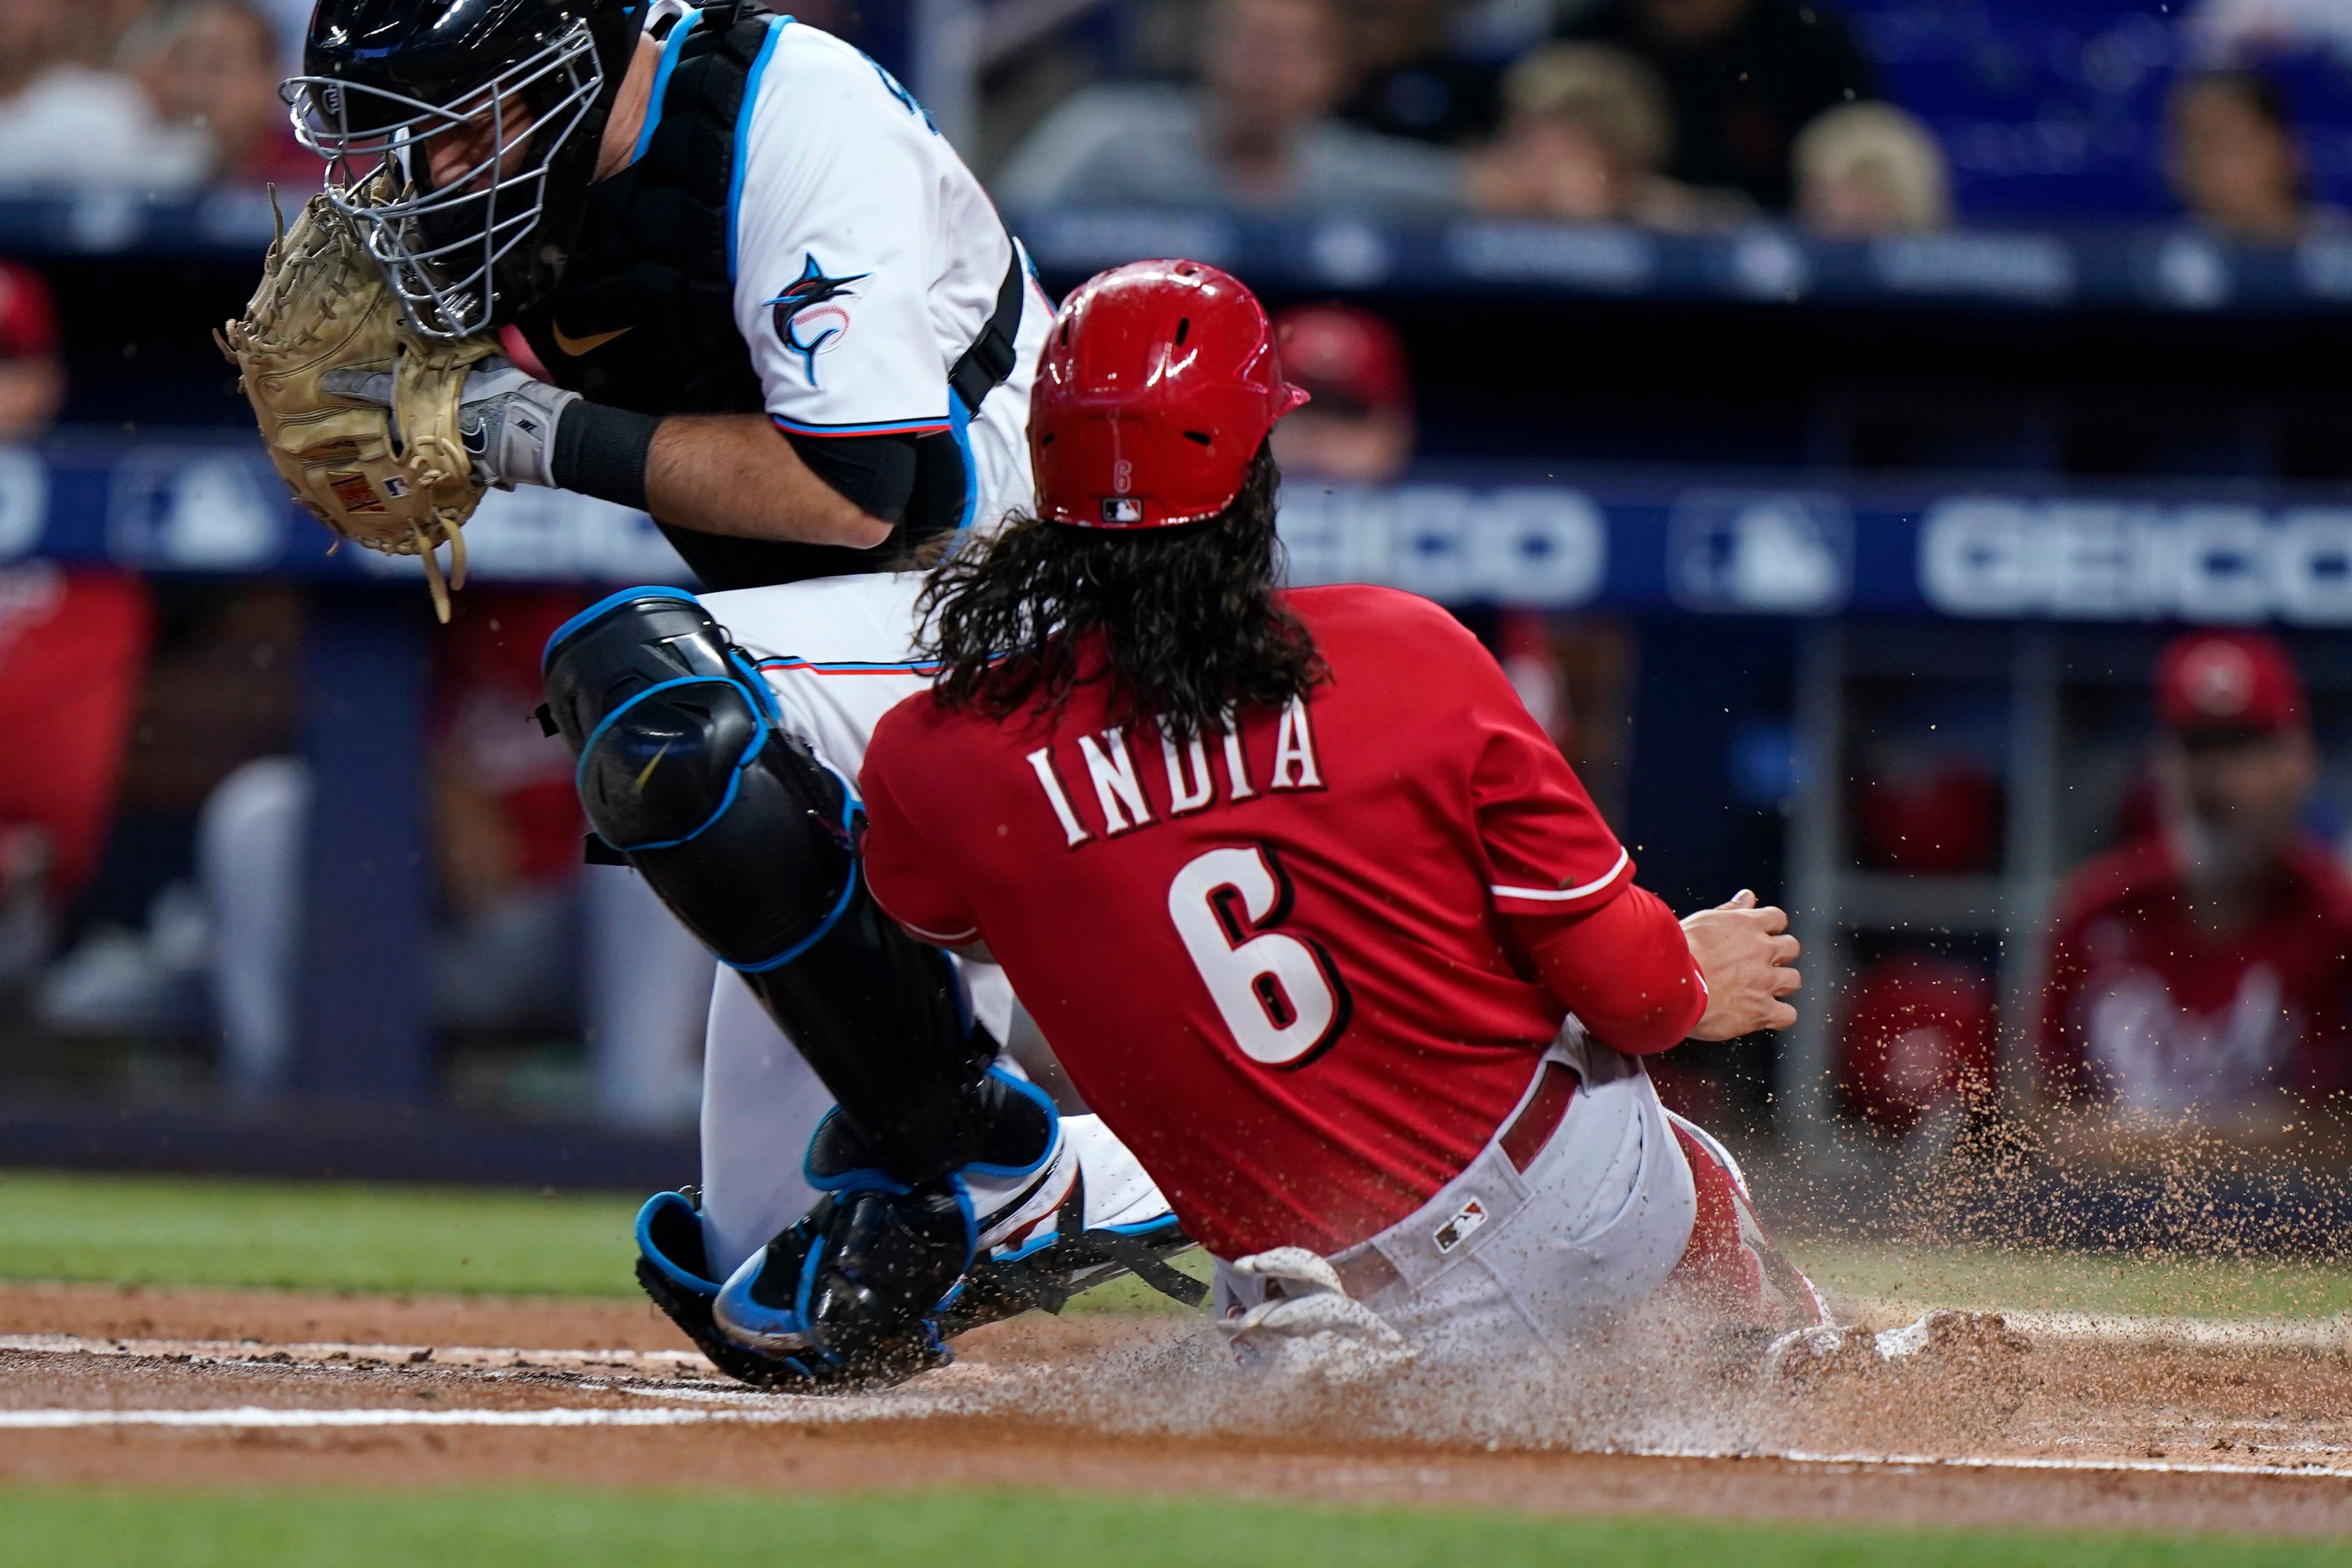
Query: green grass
xmin=1791 ymin=1240 xmax=2352 ymax=1323
xmin=0 ymin=1490 xmax=2342 ymax=1568
xmin=2 ymin=1169 xmax=2344 ymax=1322
xmin=0 ymin=1170 xmax=642 ymax=1297
xmin=0 ymin=1169 xmax=1202 ymax=1308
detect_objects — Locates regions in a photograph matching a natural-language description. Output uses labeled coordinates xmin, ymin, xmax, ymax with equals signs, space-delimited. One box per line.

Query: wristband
xmin=551 ymin=400 xmax=661 ymax=512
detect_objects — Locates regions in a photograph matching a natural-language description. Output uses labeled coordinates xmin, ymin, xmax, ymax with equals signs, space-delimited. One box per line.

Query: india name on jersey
xmin=860 ymin=585 xmax=1637 ymax=1259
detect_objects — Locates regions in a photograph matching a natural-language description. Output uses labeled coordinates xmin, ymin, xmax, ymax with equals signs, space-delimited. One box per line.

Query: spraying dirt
xmin=4 ymin=1282 xmax=2350 ymax=1536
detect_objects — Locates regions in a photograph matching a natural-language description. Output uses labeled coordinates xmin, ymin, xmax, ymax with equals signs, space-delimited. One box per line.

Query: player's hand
xmin=323 ymin=355 xmax=579 ymax=491
xmin=1681 ymin=889 xmax=1801 ymax=1040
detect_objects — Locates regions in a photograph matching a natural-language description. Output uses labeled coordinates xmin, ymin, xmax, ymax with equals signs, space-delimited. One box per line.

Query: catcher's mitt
xmin=217 ymin=183 xmax=498 ymax=622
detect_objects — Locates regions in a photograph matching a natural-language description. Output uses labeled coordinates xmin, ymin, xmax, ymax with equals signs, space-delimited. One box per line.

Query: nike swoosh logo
xmin=633 ymin=739 xmax=674 ymax=793
xmin=552 ymin=322 xmax=634 ymax=357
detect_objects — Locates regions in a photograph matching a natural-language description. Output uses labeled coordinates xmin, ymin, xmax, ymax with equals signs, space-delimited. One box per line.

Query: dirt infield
xmin=5 ymin=1282 xmax=2351 ymax=1537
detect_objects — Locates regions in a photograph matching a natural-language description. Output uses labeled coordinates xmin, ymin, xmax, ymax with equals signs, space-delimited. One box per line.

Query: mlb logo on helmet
xmin=1101 ymin=498 xmax=1144 ymax=524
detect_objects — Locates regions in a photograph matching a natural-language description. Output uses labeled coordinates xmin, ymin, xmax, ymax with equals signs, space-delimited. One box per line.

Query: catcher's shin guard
xmin=541 ymin=588 xmax=1007 ymax=1185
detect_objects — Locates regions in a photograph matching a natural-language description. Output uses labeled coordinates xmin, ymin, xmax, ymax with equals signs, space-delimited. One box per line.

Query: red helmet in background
xmin=1031 ymin=259 xmax=1309 ymax=530
xmin=1834 ymin=955 xmax=1998 ymax=1135
xmin=0 ymin=262 xmax=59 ymax=362
xmin=1273 ymin=303 xmax=1412 ymax=416
xmin=2155 ymin=629 xmax=2307 ymax=737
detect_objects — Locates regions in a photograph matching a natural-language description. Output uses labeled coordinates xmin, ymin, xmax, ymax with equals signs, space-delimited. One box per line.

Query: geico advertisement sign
xmin=1921 ymin=498 xmax=2352 ymax=624
xmin=1279 ymin=485 xmax=1607 ymax=607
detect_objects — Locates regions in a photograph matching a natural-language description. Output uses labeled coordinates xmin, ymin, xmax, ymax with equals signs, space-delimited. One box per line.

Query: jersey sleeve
xmin=1453 ymin=630 xmax=1634 ymax=916
xmin=859 ymin=710 xmax=983 ymax=947
xmin=1508 ymin=885 xmax=1705 ymax=1055
xmin=731 ymin=27 xmax=959 ymax=439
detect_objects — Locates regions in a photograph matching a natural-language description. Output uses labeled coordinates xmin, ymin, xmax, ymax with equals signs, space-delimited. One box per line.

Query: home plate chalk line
xmin=9 ymin=1319 xmax=2352 ymax=1483
xmin=7 ymin=1305 xmax=2341 ymax=1378
xmin=1 ymin=1404 xmax=2349 ymax=1483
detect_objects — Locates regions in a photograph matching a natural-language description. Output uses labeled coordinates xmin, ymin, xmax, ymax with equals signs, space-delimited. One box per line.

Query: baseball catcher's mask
xmin=286 ymin=0 xmax=640 ymax=339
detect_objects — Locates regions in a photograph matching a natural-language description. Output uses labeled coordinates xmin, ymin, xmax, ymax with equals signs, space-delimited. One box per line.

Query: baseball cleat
xmin=940 ymin=1113 xmax=1203 ymax=1332
xmin=636 ymin=1187 xmax=942 ymax=1392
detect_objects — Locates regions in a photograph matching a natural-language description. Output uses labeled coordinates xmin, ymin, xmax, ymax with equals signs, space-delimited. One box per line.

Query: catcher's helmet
xmin=1031 ymin=259 xmax=1308 ymax=531
xmin=286 ymin=0 xmax=650 ymax=338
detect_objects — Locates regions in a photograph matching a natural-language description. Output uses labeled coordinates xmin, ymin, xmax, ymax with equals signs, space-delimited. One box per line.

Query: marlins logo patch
xmin=766 ymin=254 xmax=868 ymax=385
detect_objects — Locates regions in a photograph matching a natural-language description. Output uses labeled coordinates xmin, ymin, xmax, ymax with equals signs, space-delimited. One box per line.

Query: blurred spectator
xmin=1337 ymin=0 xmax=1503 ymax=146
xmin=35 ymin=586 xmax=300 ymax=1036
xmin=2191 ymin=0 xmax=2352 ymax=68
xmin=63 ymin=0 xmax=159 ymax=67
xmin=1792 ymin=101 xmax=1952 ymax=236
xmin=254 ymin=0 xmax=315 ymax=73
xmin=1554 ymin=0 xmax=1874 ymax=212
xmin=2040 ymin=632 xmax=2352 ymax=1118
xmin=0 ymin=260 xmax=64 ymax=439
xmin=199 ymin=590 xmax=708 ymax=1123
xmin=0 ymin=268 xmax=133 ymax=995
xmin=1470 ymin=43 xmax=1752 ymax=229
xmin=0 ymin=567 xmax=154 ymax=993
xmin=2164 ymin=69 xmax=2344 ymax=246
xmin=1270 ymin=299 xmax=1578 ymax=761
xmin=994 ymin=0 xmax=1461 ymax=217
xmin=125 ymin=0 xmax=317 ymax=188
xmin=0 ymin=0 xmax=211 ymax=190
xmin=1271 ymin=303 xmax=1416 ymax=483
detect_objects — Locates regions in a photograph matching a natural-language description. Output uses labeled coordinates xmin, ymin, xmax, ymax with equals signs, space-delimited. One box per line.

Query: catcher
xmin=227 ymin=0 xmax=1192 ymax=1386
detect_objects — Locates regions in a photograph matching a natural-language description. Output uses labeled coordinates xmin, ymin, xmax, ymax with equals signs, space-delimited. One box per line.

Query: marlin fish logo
xmin=766 ymin=254 xmax=869 ymax=385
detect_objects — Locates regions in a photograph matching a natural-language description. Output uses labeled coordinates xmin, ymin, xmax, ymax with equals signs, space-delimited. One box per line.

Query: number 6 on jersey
xmin=1168 ymin=845 xmax=1352 ymax=1067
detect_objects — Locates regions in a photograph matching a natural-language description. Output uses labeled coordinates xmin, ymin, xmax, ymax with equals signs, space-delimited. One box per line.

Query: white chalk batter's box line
xmin=0 ymin=1334 xmax=711 ymax=1372
xmin=10 ymin=1306 xmax=2344 ymax=1378
xmin=1 ymin=1404 xmax=2349 ymax=1483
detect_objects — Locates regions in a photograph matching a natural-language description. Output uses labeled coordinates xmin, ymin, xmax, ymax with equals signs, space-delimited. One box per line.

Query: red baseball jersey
xmin=2039 ymin=834 xmax=2352 ymax=1110
xmin=860 ymin=585 xmax=1636 ymax=1259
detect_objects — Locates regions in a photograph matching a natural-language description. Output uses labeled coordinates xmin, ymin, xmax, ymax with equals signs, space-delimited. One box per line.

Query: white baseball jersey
xmin=617 ymin=10 xmax=1103 ymax=1279
xmin=639 ymin=7 xmax=1053 ymax=534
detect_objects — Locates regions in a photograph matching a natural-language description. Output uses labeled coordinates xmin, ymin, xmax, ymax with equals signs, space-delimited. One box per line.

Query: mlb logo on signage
xmin=1667 ymin=491 xmax=1854 ymax=615
xmin=1101 ymin=497 xmax=1144 ymax=524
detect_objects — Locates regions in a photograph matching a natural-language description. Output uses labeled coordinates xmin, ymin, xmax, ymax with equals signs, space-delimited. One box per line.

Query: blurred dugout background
xmin=0 ymin=0 xmax=2348 ymax=1227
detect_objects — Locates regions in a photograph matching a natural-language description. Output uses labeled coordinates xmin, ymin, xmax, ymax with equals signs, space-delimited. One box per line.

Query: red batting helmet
xmin=1031 ymin=259 xmax=1309 ymax=529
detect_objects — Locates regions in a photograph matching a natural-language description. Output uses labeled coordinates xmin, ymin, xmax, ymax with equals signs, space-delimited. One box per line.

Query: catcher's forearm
xmin=622 ymin=412 xmax=894 ymax=548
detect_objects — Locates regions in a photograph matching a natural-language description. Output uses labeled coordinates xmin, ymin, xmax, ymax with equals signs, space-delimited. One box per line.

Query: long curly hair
xmin=914 ymin=444 xmax=1323 ymax=740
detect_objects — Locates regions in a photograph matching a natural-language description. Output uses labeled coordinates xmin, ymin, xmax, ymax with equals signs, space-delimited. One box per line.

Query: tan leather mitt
xmin=218 ymin=184 xmax=499 ymax=621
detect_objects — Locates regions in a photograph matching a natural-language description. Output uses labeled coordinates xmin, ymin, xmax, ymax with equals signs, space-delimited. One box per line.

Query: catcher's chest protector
xmin=517 ymin=1 xmax=1019 ymax=590
xmin=516 ymin=1 xmax=770 ymax=419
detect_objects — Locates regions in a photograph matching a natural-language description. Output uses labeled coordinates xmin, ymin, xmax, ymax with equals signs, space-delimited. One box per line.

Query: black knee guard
xmin=542 ymin=587 xmax=1015 ymax=1184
